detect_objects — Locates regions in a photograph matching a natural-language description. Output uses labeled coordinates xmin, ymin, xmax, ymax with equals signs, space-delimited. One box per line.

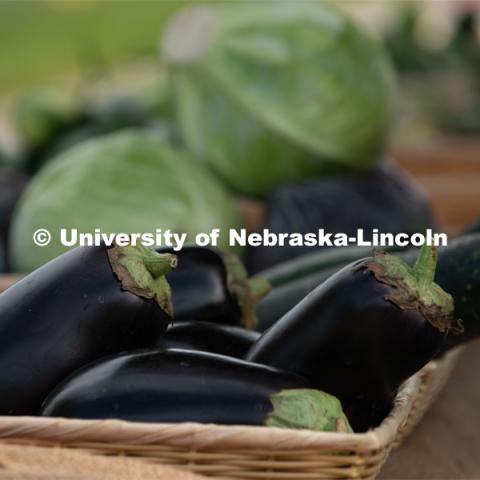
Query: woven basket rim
xmin=0 ymin=374 xmax=420 ymax=452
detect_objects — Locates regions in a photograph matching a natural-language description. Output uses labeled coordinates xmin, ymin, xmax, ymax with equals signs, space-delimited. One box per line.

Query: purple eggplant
xmin=42 ymin=349 xmax=351 ymax=432
xmin=247 ymin=246 xmax=454 ymax=431
xmin=158 ymin=246 xmax=270 ymax=329
xmin=0 ymin=243 xmax=175 ymax=415
xmin=158 ymin=321 xmax=260 ymax=358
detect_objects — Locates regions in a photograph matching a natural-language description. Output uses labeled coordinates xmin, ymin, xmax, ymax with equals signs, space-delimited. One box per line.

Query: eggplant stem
xmin=365 ymin=247 xmax=453 ymax=332
xmin=143 ymin=253 xmax=178 ymax=279
xmin=108 ymin=244 xmax=177 ymax=316
xmin=413 ymin=244 xmax=437 ymax=287
xmin=220 ymin=251 xmax=260 ymax=330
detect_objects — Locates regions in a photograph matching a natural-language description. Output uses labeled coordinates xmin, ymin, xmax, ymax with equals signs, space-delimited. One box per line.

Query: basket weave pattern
xmin=0 ymin=378 xmax=421 ymax=480
xmin=394 ymin=347 xmax=463 ymax=447
xmin=0 ymin=277 xmax=461 ymax=480
xmin=0 ymin=278 xmax=462 ymax=479
xmin=0 ymin=350 xmax=462 ymax=479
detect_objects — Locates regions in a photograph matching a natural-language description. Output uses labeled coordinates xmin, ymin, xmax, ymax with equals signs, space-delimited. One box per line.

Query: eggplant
xmin=247 ymin=162 xmax=437 ymax=272
xmin=158 ymin=246 xmax=270 ymax=329
xmin=254 ymin=246 xmax=401 ymax=332
xmin=401 ymin=234 xmax=480 ymax=353
xmin=255 ymin=267 xmax=338 ymax=333
xmin=41 ymin=349 xmax=351 ymax=432
xmin=257 ymin=235 xmax=480 ymax=337
xmin=0 ymin=243 xmax=175 ymax=415
xmin=254 ymin=245 xmax=403 ymax=289
xmin=158 ymin=321 xmax=260 ymax=358
xmin=247 ymin=246 xmax=454 ymax=431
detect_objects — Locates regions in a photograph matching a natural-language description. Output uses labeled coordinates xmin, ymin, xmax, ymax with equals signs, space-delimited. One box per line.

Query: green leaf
xmin=266 ymin=389 xmax=353 ymax=433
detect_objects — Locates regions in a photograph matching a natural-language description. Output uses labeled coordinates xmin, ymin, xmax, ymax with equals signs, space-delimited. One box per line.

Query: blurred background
xmin=0 ymin=0 xmax=479 ymax=274
xmin=1 ymin=2 xmax=480 ymax=476
xmin=2 ymin=0 xmax=480 ymax=148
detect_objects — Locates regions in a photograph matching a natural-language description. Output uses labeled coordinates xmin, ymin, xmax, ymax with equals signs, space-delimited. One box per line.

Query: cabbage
xmin=9 ymin=130 xmax=243 ymax=272
xmin=162 ymin=2 xmax=395 ymax=195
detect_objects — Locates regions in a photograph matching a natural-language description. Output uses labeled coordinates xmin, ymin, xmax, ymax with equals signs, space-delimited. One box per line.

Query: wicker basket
xmin=0 ymin=352 xmax=463 ymax=480
xmin=0 ymin=275 xmax=465 ymax=479
xmin=0 ymin=348 xmax=464 ymax=480
xmin=394 ymin=346 xmax=464 ymax=447
xmin=0 ymin=376 xmax=420 ymax=480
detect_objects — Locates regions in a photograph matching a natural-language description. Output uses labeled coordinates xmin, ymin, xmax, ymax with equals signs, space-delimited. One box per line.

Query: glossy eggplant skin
xmin=247 ymin=260 xmax=447 ymax=431
xmin=41 ymin=349 xmax=308 ymax=425
xmin=254 ymin=246 xmax=403 ymax=332
xmin=255 ymin=268 xmax=337 ymax=333
xmin=0 ymin=245 xmax=171 ymax=416
xmin=254 ymin=246 xmax=393 ymax=288
xmin=158 ymin=322 xmax=260 ymax=358
xmin=257 ymin=236 xmax=477 ymax=335
xmin=158 ymin=247 xmax=245 ymax=326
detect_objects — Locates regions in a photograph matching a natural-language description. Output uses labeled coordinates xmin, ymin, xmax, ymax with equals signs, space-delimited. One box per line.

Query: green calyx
xmin=107 ymin=244 xmax=177 ymax=316
xmin=221 ymin=251 xmax=271 ymax=330
xmin=266 ymin=389 xmax=353 ymax=433
xmin=363 ymin=245 xmax=454 ymax=332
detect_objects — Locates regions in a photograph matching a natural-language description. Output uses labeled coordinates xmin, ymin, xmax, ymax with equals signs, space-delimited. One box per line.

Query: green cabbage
xmin=162 ymin=2 xmax=395 ymax=195
xmin=9 ymin=130 xmax=243 ymax=272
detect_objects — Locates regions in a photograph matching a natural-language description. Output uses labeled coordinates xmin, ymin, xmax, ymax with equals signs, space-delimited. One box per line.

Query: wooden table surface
xmin=380 ymin=342 xmax=480 ymax=479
